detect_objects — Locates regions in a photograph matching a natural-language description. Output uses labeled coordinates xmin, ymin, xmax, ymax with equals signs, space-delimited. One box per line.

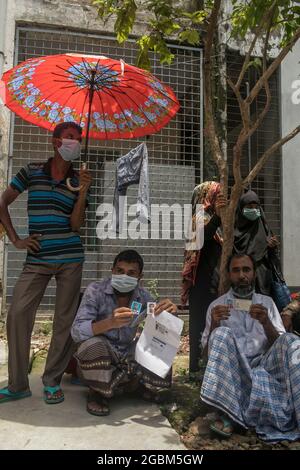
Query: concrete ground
xmin=0 ymin=368 xmax=185 ymax=450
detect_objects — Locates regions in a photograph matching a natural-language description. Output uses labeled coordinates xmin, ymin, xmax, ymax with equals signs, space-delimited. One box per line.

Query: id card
xmin=131 ymin=301 xmax=142 ymax=316
xmin=129 ymin=301 xmax=147 ymax=328
xmin=147 ymin=302 xmax=156 ymax=316
xmin=233 ymin=299 xmax=251 ymax=312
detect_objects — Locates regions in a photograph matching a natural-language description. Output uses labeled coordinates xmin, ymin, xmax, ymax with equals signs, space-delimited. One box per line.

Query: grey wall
xmin=281 ymin=41 xmax=300 ymax=288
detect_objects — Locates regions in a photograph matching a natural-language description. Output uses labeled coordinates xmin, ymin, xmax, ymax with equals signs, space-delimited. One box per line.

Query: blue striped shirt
xmin=10 ymin=158 xmax=86 ymax=264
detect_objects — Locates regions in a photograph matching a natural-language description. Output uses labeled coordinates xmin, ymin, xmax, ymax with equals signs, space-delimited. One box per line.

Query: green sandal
xmin=210 ymin=414 xmax=234 ymax=438
xmin=0 ymin=386 xmax=32 ymax=403
xmin=43 ymin=385 xmax=64 ymax=404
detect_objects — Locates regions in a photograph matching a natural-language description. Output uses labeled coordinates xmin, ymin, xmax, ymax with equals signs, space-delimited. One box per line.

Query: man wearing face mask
xmin=200 ymin=254 xmax=300 ymax=442
xmin=0 ymin=122 xmax=92 ymax=405
xmin=71 ymin=249 xmax=177 ymax=416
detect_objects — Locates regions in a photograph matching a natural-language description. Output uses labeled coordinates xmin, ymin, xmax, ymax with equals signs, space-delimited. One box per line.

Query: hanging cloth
xmin=112 ymin=142 xmax=150 ymax=233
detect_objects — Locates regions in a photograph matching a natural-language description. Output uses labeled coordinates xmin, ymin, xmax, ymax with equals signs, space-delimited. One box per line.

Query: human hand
xmin=281 ymin=310 xmax=293 ymax=332
xmin=267 ymin=236 xmax=279 ymax=249
xmin=110 ymin=307 xmax=133 ymax=329
xmin=211 ymin=305 xmax=230 ymax=327
xmin=154 ymin=299 xmax=177 ymax=316
xmin=249 ymin=304 xmax=269 ymax=326
xmin=215 ymin=194 xmax=227 ymax=217
xmin=14 ymin=234 xmax=41 ymax=253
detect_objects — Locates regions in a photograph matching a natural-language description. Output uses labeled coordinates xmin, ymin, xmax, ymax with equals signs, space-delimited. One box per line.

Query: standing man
xmin=0 ymin=122 xmax=92 ymax=404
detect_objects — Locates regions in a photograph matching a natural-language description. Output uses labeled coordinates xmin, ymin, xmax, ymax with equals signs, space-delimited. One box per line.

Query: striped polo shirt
xmin=10 ymin=158 xmax=85 ymax=264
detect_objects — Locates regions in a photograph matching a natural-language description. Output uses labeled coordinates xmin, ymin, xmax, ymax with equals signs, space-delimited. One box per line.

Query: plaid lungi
xmin=75 ymin=336 xmax=171 ymax=398
xmin=200 ymin=326 xmax=300 ymax=442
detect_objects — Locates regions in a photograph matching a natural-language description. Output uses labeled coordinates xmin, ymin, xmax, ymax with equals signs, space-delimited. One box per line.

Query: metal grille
xmin=4 ymin=26 xmax=203 ymax=313
xmin=226 ymin=51 xmax=281 ymax=236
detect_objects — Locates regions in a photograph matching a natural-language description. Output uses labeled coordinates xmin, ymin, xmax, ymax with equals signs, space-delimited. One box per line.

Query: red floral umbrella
xmin=2 ymin=53 xmax=180 ymax=161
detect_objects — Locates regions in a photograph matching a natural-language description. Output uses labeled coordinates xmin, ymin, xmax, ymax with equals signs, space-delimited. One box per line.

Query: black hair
xmin=53 ymin=122 xmax=82 ymax=138
xmin=227 ymin=253 xmax=256 ymax=272
xmin=113 ymin=250 xmax=144 ymax=273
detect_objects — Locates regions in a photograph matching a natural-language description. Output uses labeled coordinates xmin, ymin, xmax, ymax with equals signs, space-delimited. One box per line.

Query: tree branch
xmin=246 ymin=27 xmax=300 ymax=105
xmin=237 ymin=5 xmax=274 ymax=145
xmin=235 ymin=3 xmax=275 ymax=91
xmin=227 ymin=77 xmax=250 ymax=130
xmin=243 ymin=125 xmax=300 ymax=187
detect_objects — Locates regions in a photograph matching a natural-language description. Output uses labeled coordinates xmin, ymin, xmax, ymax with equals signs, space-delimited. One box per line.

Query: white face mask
xmin=111 ymin=274 xmax=138 ymax=293
xmin=57 ymin=138 xmax=81 ymax=161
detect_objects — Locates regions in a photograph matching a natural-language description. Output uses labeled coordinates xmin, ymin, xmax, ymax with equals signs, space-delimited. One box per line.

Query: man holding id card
xmin=71 ymin=249 xmax=177 ymax=416
xmin=200 ymin=253 xmax=300 ymax=443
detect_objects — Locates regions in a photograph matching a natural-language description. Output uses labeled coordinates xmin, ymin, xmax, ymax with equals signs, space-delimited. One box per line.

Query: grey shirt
xmin=71 ymin=278 xmax=153 ymax=352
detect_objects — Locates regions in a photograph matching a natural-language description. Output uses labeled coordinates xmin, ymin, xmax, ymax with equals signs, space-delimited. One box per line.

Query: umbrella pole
xmin=83 ymin=70 xmax=96 ymax=163
xmin=67 ymin=70 xmax=96 ymax=191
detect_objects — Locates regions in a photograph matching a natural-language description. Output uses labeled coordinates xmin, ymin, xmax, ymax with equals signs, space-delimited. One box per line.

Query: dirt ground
xmin=1 ymin=322 xmax=300 ymax=450
xmin=167 ymin=336 xmax=300 ymax=450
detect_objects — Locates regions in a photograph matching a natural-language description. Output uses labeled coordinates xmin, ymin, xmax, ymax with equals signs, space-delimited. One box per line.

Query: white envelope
xmin=135 ymin=310 xmax=184 ymax=378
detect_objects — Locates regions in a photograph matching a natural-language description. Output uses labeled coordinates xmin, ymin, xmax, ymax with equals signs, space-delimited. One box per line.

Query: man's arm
xmin=71 ymin=284 xmax=133 ymax=342
xmin=0 ymin=187 xmax=41 ymax=252
xmin=202 ymin=304 xmax=230 ymax=358
xmin=70 ymin=168 xmax=92 ymax=231
xmin=249 ymin=304 xmax=279 ymax=347
xmin=263 ymin=320 xmax=280 ymax=346
xmin=92 ymin=307 xmax=133 ymax=335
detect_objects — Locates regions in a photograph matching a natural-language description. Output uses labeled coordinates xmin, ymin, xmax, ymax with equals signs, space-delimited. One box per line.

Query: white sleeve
xmin=268 ymin=298 xmax=286 ymax=334
xmin=201 ymin=303 xmax=213 ymax=349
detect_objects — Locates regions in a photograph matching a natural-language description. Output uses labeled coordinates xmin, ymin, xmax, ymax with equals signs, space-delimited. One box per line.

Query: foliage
xmin=93 ymin=0 xmax=208 ymax=69
xmin=93 ymin=1 xmax=300 ymax=70
xmin=231 ymin=0 xmax=300 ymax=47
xmin=92 ymin=0 xmax=300 ymax=291
xmin=145 ymin=278 xmax=159 ymax=300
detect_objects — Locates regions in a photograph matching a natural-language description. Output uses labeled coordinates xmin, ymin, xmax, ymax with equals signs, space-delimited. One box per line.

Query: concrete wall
xmin=281 ymin=41 xmax=300 ymax=289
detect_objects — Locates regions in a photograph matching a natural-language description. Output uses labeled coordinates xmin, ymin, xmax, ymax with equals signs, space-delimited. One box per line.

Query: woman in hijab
xmin=182 ymin=181 xmax=226 ymax=376
xmin=233 ymin=190 xmax=280 ymax=297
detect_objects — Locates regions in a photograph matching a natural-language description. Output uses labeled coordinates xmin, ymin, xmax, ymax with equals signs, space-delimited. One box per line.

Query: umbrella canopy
xmin=2 ymin=53 xmax=180 ymax=142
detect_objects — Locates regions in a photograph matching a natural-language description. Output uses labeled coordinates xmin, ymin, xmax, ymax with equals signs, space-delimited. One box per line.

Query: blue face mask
xmin=111 ymin=274 xmax=138 ymax=293
xmin=243 ymin=207 xmax=261 ymax=221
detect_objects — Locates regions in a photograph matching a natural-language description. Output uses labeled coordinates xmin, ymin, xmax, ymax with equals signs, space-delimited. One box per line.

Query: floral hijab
xmin=181 ymin=181 xmax=222 ymax=305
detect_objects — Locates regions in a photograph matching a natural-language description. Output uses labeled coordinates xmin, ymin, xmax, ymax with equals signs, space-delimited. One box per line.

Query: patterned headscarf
xmin=181 ymin=181 xmax=222 ymax=305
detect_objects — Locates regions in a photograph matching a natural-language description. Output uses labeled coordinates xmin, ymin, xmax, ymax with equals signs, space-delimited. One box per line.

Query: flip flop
xmin=0 ymin=386 xmax=32 ymax=403
xmin=70 ymin=376 xmax=84 ymax=386
xmin=210 ymin=414 xmax=234 ymax=438
xmin=86 ymin=392 xmax=110 ymax=416
xmin=43 ymin=385 xmax=64 ymax=404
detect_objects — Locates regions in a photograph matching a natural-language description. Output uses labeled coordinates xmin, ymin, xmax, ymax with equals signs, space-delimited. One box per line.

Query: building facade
xmin=0 ymin=0 xmax=298 ymax=316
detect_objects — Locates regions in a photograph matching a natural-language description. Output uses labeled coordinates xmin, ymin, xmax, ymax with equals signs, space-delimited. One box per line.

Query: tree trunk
xmin=219 ymin=183 xmax=244 ymax=294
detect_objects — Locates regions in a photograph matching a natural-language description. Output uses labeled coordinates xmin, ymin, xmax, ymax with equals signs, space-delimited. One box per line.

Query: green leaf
xmin=114 ymin=0 xmax=137 ymax=44
xmin=136 ymin=35 xmax=153 ymax=70
xmin=92 ymin=0 xmax=117 ymax=17
xmin=179 ymin=29 xmax=200 ymax=46
xmin=247 ymin=57 xmax=262 ymax=70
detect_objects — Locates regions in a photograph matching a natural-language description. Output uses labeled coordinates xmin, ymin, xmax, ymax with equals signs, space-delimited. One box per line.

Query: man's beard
xmin=232 ymin=282 xmax=255 ymax=299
